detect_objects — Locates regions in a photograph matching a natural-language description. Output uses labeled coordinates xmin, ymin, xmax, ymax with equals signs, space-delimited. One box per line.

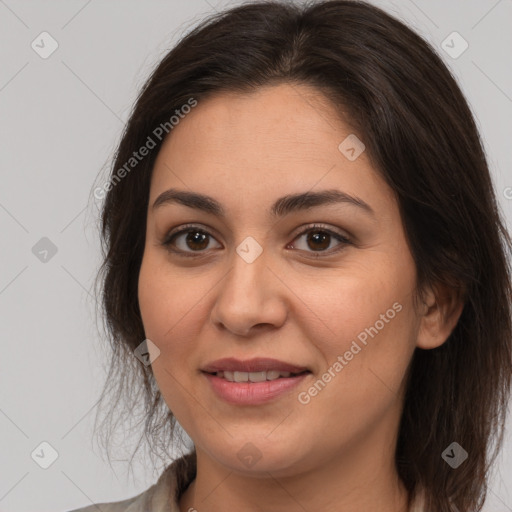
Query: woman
xmin=72 ymin=1 xmax=512 ymax=511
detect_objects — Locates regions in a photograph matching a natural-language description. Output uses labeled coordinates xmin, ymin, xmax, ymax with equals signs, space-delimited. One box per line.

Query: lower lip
xmin=202 ymin=372 xmax=311 ymax=405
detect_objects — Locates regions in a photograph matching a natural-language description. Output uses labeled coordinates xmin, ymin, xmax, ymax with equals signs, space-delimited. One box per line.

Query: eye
xmin=162 ymin=223 xmax=351 ymax=257
xmin=162 ymin=224 xmax=222 ymax=256
xmin=287 ymin=223 xmax=351 ymax=256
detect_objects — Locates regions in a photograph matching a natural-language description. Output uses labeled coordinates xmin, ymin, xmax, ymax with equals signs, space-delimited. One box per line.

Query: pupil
xmin=187 ymin=231 xmax=208 ymax=250
xmin=308 ymin=231 xmax=330 ymax=250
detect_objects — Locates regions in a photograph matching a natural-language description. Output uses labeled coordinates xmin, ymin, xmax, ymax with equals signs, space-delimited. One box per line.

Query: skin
xmin=137 ymin=83 xmax=464 ymax=512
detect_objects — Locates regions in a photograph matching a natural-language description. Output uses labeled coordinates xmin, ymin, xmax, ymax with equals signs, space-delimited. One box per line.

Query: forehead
xmin=162 ymin=83 xmax=351 ymax=155
xmin=149 ymin=83 xmax=395 ymax=216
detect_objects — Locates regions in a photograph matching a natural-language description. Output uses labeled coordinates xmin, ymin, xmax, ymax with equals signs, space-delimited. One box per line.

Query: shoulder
xmin=409 ymin=485 xmax=427 ymax=512
xmin=65 ymin=487 xmax=149 ymax=512
xmin=65 ymin=451 xmax=196 ymax=512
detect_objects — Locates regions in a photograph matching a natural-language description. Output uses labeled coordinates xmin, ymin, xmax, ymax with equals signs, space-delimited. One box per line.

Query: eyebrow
xmin=152 ymin=188 xmax=375 ymax=218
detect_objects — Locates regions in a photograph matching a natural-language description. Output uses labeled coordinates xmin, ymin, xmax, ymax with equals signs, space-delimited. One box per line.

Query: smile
xmin=202 ymin=370 xmax=311 ymax=405
xmin=209 ymin=370 xmax=308 ymax=382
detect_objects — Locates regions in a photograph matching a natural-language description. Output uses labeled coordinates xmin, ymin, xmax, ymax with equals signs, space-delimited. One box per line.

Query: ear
xmin=416 ymin=282 xmax=465 ymax=350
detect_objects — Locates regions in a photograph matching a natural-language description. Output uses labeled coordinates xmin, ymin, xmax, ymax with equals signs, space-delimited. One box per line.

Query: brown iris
xmin=306 ymin=231 xmax=330 ymax=251
xmin=185 ymin=231 xmax=210 ymax=251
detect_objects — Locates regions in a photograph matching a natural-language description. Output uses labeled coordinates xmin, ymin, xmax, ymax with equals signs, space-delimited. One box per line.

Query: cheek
xmin=299 ymin=264 xmax=413 ymax=353
xmin=299 ymin=276 xmax=417 ymax=404
xmin=137 ymin=255 xmax=205 ymax=419
xmin=295 ymin=260 xmax=418 ymax=408
xmin=137 ymin=252 xmax=213 ymax=399
xmin=138 ymin=252 xmax=198 ymax=341
xmin=294 ymin=311 xmax=416 ymax=451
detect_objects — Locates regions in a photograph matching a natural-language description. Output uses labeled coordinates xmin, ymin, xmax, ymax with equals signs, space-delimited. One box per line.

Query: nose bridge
xmin=211 ymin=238 xmax=287 ymax=335
xmin=223 ymin=239 xmax=269 ymax=304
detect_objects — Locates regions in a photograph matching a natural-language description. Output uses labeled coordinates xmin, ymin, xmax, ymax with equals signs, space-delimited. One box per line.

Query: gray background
xmin=1 ymin=0 xmax=511 ymax=511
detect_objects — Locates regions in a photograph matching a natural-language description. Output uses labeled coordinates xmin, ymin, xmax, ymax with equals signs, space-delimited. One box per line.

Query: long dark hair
xmin=90 ymin=1 xmax=512 ymax=510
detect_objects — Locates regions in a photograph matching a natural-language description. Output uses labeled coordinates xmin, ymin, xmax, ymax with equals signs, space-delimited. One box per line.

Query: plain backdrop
xmin=1 ymin=0 xmax=511 ymax=511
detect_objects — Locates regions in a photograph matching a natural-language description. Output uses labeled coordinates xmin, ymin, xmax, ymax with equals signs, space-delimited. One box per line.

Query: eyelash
xmin=161 ymin=223 xmax=352 ymax=258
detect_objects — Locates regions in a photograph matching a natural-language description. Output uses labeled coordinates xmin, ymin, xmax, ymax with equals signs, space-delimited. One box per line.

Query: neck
xmin=179 ymin=436 xmax=410 ymax=512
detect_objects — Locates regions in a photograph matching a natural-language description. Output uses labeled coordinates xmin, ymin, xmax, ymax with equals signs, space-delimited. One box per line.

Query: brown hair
xmin=90 ymin=1 xmax=512 ymax=510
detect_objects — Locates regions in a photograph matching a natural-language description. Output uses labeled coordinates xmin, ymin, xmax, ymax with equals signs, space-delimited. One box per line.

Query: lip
xmin=201 ymin=358 xmax=312 ymax=405
xmin=201 ymin=357 xmax=309 ymax=373
xmin=202 ymin=371 xmax=311 ymax=405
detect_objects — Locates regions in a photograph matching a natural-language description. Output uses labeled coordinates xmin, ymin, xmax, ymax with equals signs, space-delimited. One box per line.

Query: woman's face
xmin=138 ymin=83 xmax=425 ymax=476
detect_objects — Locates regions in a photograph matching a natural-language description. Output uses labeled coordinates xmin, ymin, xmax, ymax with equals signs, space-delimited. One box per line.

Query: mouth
xmin=200 ymin=357 xmax=312 ymax=404
xmin=203 ymin=369 xmax=311 ymax=382
xmin=200 ymin=357 xmax=311 ymax=378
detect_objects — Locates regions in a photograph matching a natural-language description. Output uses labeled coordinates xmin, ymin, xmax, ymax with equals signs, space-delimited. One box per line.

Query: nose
xmin=210 ymin=246 xmax=288 ymax=337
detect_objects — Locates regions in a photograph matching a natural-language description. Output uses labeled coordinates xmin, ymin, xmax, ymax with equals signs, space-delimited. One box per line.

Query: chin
xmin=205 ymin=436 xmax=309 ymax=476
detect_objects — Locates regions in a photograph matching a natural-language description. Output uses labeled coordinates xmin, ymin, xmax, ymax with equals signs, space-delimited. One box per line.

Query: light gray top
xmin=67 ymin=452 xmax=196 ymax=512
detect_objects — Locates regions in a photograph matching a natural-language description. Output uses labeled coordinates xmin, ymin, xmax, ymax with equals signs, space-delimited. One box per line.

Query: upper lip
xmin=201 ymin=357 xmax=310 ymax=374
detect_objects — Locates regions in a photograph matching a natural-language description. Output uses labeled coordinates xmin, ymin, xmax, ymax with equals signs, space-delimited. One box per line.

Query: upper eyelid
xmin=164 ymin=223 xmax=221 ymax=243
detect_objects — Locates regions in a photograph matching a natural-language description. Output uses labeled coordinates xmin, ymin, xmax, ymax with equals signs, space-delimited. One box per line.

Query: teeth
xmin=247 ymin=371 xmax=266 ymax=382
xmin=217 ymin=370 xmax=294 ymax=382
